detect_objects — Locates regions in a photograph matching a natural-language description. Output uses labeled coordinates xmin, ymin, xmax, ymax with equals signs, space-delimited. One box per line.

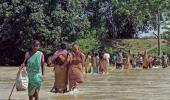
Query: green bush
xmin=149 ymin=45 xmax=170 ymax=56
xmin=76 ymin=38 xmax=100 ymax=54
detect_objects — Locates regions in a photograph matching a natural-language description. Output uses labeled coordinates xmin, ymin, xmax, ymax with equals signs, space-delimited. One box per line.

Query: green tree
xmin=1 ymin=0 xmax=170 ymax=65
xmin=0 ymin=0 xmax=90 ymax=65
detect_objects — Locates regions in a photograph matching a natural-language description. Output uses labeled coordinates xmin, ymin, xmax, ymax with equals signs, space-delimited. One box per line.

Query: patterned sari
xmin=26 ymin=51 xmax=43 ymax=96
xmin=68 ymin=52 xmax=84 ymax=90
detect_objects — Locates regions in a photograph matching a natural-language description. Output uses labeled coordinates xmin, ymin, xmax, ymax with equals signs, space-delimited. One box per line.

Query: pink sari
xmin=68 ymin=52 xmax=84 ymax=90
xmin=51 ymin=50 xmax=67 ymax=62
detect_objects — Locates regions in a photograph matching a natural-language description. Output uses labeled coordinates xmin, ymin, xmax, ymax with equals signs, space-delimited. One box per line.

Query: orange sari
xmin=54 ymin=65 xmax=68 ymax=93
xmin=124 ymin=52 xmax=132 ymax=69
xmin=52 ymin=51 xmax=69 ymax=93
xmin=99 ymin=58 xmax=107 ymax=74
xmin=85 ymin=55 xmax=92 ymax=73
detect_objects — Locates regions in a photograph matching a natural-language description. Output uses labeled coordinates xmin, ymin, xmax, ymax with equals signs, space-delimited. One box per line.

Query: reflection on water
xmin=0 ymin=67 xmax=170 ymax=100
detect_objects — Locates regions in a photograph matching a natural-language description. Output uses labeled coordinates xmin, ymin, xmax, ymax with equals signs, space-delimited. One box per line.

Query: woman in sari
xmin=143 ymin=50 xmax=149 ymax=69
xmin=98 ymin=52 xmax=108 ymax=75
xmin=124 ymin=51 xmax=132 ymax=69
xmin=162 ymin=52 xmax=168 ymax=68
xmin=51 ymin=43 xmax=69 ymax=93
xmin=85 ymin=52 xmax=92 ymax=73
xmin=104 ymin=52 xmax=110 ymax=68
xmin=92 ymin=52 xmax=99 ymax=74
xmin=68 ymin=43 xmax=85 ymax=91
xmin=20 ymin=40 xmax=44 ymax=100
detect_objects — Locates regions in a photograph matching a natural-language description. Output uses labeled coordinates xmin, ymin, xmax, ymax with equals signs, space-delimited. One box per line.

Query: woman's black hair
xmin=32 ymin=40 xmax=40 ymax=46
xmin=60 ymin=43 xmax=67 ymax=50
xmin=99 ymin=51 xmax=104 ymax=59
xmin=87 ymin=52 xmax=90 ymax=55
xmin=94 ymin=52 xmax=98 ymax=57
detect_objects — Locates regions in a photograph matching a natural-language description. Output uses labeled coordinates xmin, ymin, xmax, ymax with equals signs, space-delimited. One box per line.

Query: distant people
xmin=104 ymin=52 xmax=110 ymax=67
xmin=20 ymin=40 xmax=45 ymax=100
xmin=124 ymin=50 xmax=131 ymax=69
xmin=92 ymin=52 xmax=99 ymax=74
xmin=51 ymin=43 xmax=69 ymax=93
xmin=143 ymin=50 xmax=149 ymax=69
xmin=99 ymin=52 xmax=108 ymax=75
xmin=132 ymin=54 xmax=137 ymax=68
xmin=161 ymin=52 xmax=168 ymax=68
xmin=152 ymin=56 xmax=157 ymax=67
xmin=148 ymin=55 xmax=154 ymax=69
xmin=68 ymin=43 xmax=85 ymax=91
xmin=136 ymin=52 xmax=143 ymax=68
xmin=84 ymin=52 xmax=92 ymax=73
xmin=111 ymin=52 xmax=116 ymax=68
xmin=115 ymin=51 xmax=123 ymax=69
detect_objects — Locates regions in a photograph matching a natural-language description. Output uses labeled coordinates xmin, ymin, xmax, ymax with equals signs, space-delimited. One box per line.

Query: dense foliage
xmin=0 ymin=0 xmax=170 ymax=65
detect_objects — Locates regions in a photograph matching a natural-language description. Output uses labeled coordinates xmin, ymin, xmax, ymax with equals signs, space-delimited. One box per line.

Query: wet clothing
xmin=99 ymin=58 xmax=107 ymax=74
xmin=85 ymin=55 xmax=92 ymax=73
xmin=136 ymin=55 xmax=143 ymax=67
xmin=148 ymin=56 xmax=154 ymax=68
xmin=26 ymin=51 xmax=44 ymax=96
xmin=52 ymin=50 xmax=69 ymax=93
xmin=92 ymin=56 xmax=99 ymax=73
xmin=104 ymin=53 xmax=110 ymax=67
xmin=116 ymin=53 xmax=123 ymax=69
xmin=124 ymin=53 xmax=131 ymax=69
xmin=52 ymin=50 xmax=67 ymax=65
xmin=132 ymin=56 xmax=137 ymax=68
xmin=68 ymin=52 xmax=84 ymax=90
xmin=162 ymin=55 xmax=168 ymax=68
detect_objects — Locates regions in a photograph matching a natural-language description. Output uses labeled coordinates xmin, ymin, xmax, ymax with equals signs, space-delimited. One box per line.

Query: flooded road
xmin=0 ymin=67 xmax=170 ymax=100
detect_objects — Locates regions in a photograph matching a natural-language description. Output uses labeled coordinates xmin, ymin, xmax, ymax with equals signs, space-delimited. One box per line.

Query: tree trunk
xmin=157 ymin=10 xmax=161 ymax=57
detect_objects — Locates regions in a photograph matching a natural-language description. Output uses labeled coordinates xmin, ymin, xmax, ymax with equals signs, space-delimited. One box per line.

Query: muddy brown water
xmin=0 ymin=67 xmax=170 ymax=100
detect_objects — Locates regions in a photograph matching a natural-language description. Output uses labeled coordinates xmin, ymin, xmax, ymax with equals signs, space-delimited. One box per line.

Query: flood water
xmin=0 ymin=67 xmax=170 ymax=100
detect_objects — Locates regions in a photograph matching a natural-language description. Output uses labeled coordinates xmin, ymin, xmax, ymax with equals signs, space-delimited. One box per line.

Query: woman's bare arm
xmin=41 ymin=53 xmax=45 ymax=76
xmin=20 ymin=52 xmax=29 ymax=68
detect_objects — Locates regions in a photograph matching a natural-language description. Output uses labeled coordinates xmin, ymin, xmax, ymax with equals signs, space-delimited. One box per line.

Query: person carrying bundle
xmin=51 ymin=43 xmax=70 ymax=93
xmin=20 ymin=40 xmax=45 ymax=100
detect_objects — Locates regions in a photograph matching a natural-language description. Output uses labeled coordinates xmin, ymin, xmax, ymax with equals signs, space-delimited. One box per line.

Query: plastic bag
xmin=15 ymin=68 xmax=28 ymax=91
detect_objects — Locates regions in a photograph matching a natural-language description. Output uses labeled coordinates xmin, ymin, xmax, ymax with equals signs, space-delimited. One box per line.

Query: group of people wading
xmin=50 ymin=42 xmax=85 ymax=93
xmin=84 ymin=50 xmax=110 ymax=75
xmin=50 ymin=43 xmax=110 ymax=94
xmin=112 ymin=50 xmax=169 ymax=69
xmin=20 ymin=41 xmax=86 ymax=100
xmin=19 ymin=40 xmax=169 ymax=100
